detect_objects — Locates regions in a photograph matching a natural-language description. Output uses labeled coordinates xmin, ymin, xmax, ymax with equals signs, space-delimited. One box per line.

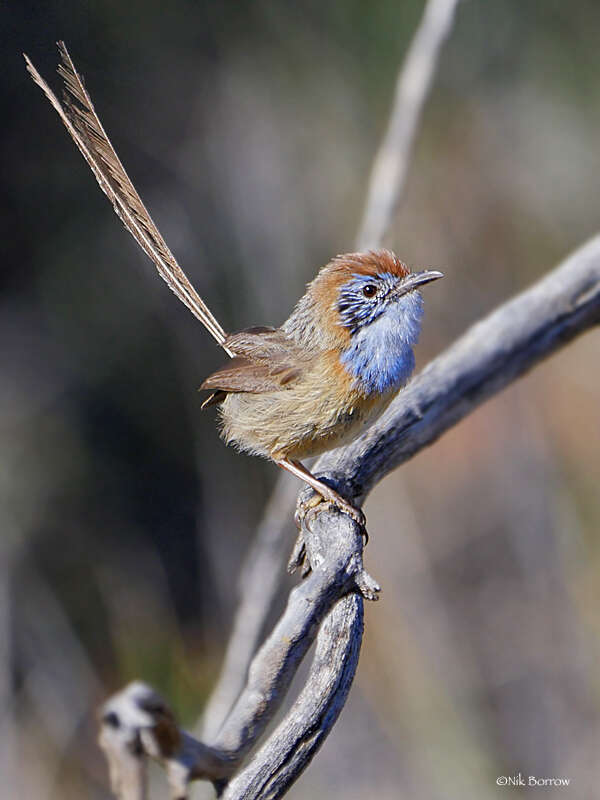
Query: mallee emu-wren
xmin=26 ymin=44 xmax=443 ymax=530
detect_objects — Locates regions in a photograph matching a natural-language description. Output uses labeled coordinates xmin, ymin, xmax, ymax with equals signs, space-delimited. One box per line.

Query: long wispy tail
xmin=25 ymin=42 xmax=232 ymax=353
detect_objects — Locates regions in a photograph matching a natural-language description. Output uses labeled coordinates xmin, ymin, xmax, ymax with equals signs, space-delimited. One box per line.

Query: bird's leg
xmin=276 ymin=457 xmax=368 ymax=580
xmin=275 ymin=458 xmax=366 ymax=529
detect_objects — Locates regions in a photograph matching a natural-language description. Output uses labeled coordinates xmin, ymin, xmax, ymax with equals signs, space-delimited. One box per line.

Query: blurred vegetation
xmin=2 ymin=1 xmax=600 ymax=797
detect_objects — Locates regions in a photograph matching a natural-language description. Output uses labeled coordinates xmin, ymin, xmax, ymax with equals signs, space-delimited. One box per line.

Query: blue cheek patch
xmin=337 ymin=272 xmax=395 ymax=333
xmin=340 ymin=292 xmax=424 ymax=394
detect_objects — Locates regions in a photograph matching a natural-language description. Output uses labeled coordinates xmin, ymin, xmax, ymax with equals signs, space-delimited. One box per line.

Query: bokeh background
xmin=3 ymin=1 xmax=600 ymax=797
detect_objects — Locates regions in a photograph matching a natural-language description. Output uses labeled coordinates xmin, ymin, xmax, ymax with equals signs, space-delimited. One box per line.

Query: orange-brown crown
xmin=327 ymin=250 xmax=409 ymax=279
xmin=310 ymin=248 xmax=407 ymax=310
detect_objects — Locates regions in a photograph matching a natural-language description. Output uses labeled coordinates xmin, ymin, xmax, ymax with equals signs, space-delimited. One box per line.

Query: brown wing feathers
xmin=201 ymin=356 xmax=286 ymax=394
xmin=199 ymin=327 xmax=302 ymax=406
xmin=24 ymin=43 xmax=232 ymax=355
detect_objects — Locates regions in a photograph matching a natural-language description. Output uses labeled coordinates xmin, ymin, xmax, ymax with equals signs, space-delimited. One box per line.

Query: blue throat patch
xmin=339 ymin=290 xmax=424 ymax=395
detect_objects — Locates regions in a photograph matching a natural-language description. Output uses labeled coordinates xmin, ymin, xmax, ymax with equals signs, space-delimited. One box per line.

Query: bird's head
xmin=295 ymin=250 xmax=443 ymax=395
xmin=334 ymin=252 xmax=442 ymax=335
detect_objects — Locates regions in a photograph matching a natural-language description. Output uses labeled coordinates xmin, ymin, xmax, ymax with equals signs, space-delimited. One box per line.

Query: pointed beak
xmin=396 ymin=269 xmax=444 ymax=297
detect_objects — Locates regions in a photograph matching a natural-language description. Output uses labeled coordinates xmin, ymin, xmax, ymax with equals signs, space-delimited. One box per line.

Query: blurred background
xmin=2 ymin=1 xmax=600 ymax=797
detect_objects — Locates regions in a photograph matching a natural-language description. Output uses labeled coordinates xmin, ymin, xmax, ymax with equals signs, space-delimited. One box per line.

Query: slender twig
xmin=356 ymin=0 xmax=461 ymax=250
xmin=201 ymin=0 xmax=462 ymax=737
xmin=99 ymin=234 xmax=600 ymax=798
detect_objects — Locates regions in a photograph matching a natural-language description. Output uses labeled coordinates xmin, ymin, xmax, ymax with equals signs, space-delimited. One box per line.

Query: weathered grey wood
xmin=222 ymin=593 xmax=363 ymax=800
xmin=97 ymin=511 xmax=372 ymax=798
xmin=210 ymin=510 xmax=372 ymax=762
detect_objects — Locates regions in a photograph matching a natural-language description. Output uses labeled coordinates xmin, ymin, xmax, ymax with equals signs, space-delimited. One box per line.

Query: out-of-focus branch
xmin=199 ymin=475 xmax=299 ymax=740
xmin=99 ymin=682 xmax=239 ymax=800
xmin=200 ymin=0 xmax=462 ymax=740
xmin=98 ymin=512 xmax=373 ymax=799
xmin=356 ymin=0 xmax=461 ymax=250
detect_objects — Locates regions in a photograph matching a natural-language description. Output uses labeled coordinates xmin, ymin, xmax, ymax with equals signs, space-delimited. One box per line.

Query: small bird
xmin=25 ymin=44 xmax=442 ymax=529
xmin=200 ymin=252 xmax=441 ymax=524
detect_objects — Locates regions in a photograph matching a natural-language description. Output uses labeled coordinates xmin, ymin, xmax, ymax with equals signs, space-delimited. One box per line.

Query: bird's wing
xmin=24 ymin=42 xmax=231 ymax=353
xmin=200 ymin=327 xmax=303 ymax=400
xmin=222 ymin=326 xmax=300 ymax=359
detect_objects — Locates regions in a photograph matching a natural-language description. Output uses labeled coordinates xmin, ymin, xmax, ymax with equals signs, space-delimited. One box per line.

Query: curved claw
xmin=295 ymin=490 xmax=365 ymax=531
xmin=290 ymin=489 xmax=369 ymax=579
xmin=335 ymin=498 xmax=365 ymax=529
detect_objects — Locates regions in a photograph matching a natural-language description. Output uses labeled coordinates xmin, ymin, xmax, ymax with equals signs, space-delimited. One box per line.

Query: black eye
xmin=362 ymin=284 xmax=377 ymax=298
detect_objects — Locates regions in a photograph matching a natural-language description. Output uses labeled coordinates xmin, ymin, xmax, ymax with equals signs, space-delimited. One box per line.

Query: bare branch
xmin=98 ymin=512 xmax=373 ymax=799
xmin=222 ymin=592 xmax=363 ymax=800
xmin=356 ymin=0 xmax=461 ymax=250
xmin=98 ymin=682 xmax=239 ymax=800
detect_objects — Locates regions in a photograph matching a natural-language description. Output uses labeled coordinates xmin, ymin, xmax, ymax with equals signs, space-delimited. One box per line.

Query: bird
xmin=199 ymin=252 xmax=442 ymax=526
xmin=25 ymin=43 xmax=443 ymax=531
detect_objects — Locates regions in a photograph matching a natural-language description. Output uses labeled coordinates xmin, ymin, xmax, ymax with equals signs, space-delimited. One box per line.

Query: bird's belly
xmin=218 ymin=378 xmax=395 ymax=462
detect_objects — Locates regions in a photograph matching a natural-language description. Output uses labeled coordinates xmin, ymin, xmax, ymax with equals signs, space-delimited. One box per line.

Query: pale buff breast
xmin=217 ymin=352 xmax=397 ymax=461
